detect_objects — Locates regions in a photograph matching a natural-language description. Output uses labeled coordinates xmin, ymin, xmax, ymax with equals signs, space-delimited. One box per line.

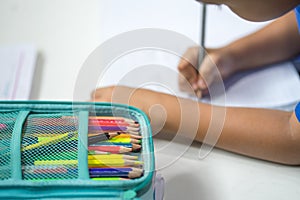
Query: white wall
xmin=100 ymin=1 xmax=269 ymax=47
xmin=99 ymin=0 xmax=199 ymax=44
xmin=0 ymin=0 xmax=102 ymax=100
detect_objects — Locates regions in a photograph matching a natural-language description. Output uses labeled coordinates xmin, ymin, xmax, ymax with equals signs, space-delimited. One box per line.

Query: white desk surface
xmin=154 ymin=135 xmax=300 ymax=200
xmin=0 ymin=1 xmax=299 ymax=199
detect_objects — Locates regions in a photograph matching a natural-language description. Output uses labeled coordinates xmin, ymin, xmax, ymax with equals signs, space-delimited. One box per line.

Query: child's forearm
xmin=215 ymin=107 xmax=299 ymax=165
xmin=92 ymin=86 xmax=300 ymax=165
xmin=155 ymin=92 xmax=299 ymax=165
xmin=222 ymin=11 xmax=300 ymax=72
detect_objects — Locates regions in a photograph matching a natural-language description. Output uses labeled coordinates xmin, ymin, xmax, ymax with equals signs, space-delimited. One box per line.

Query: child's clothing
xmin=295 ymin=6 xmax=300 ymax=32
xmin=293 ymin=8 xmax=300 ymax=122
xmin=296 ymin=103 xmax=300 ymax=122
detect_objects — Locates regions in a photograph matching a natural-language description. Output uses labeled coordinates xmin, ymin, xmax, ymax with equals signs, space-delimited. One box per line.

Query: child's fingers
xmin=178 ymin=47 xmax=200 ymax=91
xmin=178 ymin=62 xmax=198 ymax=84
xmin=91 ymin=87 xmax=115 ymax=102
xmin=197 ymin=56 xmax=219 ymax=91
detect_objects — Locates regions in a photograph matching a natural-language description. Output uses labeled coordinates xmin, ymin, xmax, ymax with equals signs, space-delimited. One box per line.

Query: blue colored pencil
xmin=89 ymin=168 xmax=143 ymax=178
xmin=89 ymin=142 xmax=141 ymax=151
xmin=89 ymin=167 xmax=142 ymax=173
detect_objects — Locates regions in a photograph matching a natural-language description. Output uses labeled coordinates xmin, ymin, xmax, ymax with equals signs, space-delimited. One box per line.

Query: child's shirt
xmin=295 ymin=6 xmax=300 ymax=31
xmin=293 ymin=7 xmax=300 ymax=122
xmin=296 ymin=103 xmax=300 ymax=122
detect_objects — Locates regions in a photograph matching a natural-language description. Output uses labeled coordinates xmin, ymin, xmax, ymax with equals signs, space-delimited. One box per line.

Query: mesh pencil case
xmin=0 ymin=101 xmax=162 ymax=200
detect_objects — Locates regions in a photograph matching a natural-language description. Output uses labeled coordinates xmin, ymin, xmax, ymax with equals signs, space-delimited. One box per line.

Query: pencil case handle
xmin=10 ymin=111 xmax=30 ymax=180
xmin=77 ymin=110 xmax=89 ymax=180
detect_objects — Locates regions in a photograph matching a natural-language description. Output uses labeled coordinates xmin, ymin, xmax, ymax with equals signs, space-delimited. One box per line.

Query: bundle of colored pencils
xmin=20 ymin=115 xmax=144 ymax=180
xmin=87 ymin=116 xmax=144 ymax=179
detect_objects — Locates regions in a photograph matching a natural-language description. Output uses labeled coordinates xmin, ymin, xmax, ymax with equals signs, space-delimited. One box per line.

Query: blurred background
xmin=0 ymin=0 xmax=268 ymax=101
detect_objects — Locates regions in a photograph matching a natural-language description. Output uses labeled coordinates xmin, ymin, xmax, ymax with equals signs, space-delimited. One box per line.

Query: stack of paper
xmin=0 ymin=45 xmax=37 ymax=100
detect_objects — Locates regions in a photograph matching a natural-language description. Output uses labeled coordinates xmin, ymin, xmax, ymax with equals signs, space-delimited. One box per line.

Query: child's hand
xmin=91 ymin=86 xmax=170 ymax=133
xmin=91 ymin=86 xmax=162 ymax=114
xmin=178 ymin=46 xmax=234 ymax=98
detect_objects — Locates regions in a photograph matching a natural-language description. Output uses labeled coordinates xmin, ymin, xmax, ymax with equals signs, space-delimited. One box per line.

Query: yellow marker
xmin=38 ymin=136 xmax=77 ymax=143
xmin=34 ymin=159 xmax=143 ymax=167
xmin=34 ymin=160 xmax=78 ymax=166
xmin=22 ymin=131 xmax=77 ymax=151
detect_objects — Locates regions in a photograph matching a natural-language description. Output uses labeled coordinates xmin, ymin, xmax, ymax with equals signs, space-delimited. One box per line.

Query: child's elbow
xmin=283 ymin=113 xmax=300 ymax=165
xmin=279 ymin=142 xmax=300 ymax=165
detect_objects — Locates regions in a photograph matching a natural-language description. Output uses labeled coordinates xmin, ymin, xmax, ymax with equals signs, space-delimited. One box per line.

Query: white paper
xmin=201 ymin=62 xmax=300 ymax=110
xmin=97 ymin=47 xmax=300 ymax=111
xmin=0 ymin=45 xmax=37 ymax=100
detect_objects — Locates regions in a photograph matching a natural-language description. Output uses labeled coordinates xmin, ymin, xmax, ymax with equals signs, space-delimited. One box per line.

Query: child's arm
xmin=224 ymin=10 xmax=300 ymax=71
xmin=179 ymin=10 xmax=300 ymax=95
xmin=92 ymin=86 xmax=300 ymax=165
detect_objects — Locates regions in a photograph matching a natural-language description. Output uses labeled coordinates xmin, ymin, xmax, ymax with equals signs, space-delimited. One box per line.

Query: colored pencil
xmin=27 ymin=177 xmax=129 ymax=181
xmin=38 ymin=136 xmax=77 ymax=143
xmin=24 ymin=126 xmax=78 ymax=132
xmin=89 ymin=143 xmax=141 ymax=151
xmin=107 ymin=137 xmax=141 ymax=144
xmin=89 ymin=130 xmax=140 ymax=135
xmin=34 ymin=159 xmax=143 ymax=167
xmin=37 ymin=151 xmax=78 ymax=161
xmin=112 ymin=133 xmax=142 ymax=139
xmin=88 ymin=150 xmax=112 ymax=155
xmin=88 ymin=167 xmax=143 ymax=173
xmin=28 ymin=119 xmax=138 ymax=128
xmin=87 ymin=116 xmax=136 ymax=123
xmin=88 ymin=118 xmax=138 ymax=124
xmin=88 ymin=146 xmax=132 ymax=153
xmin=91 ymin=177 xmax=127 ymax=181
xmin=89 ymin=138 xmax=141 ymax=145
xmin=62 ymin=116 xmax=137 ymax=124
xmin=88 ymin=125 xmax=139 ymax=132
xmin=88 ymin=121 xmax=139 ymax=127
xmin=25 ymin=132 xmax=140 ymax=139
xmin=88 ymin=154 xmax=138 ymax=160
xmin=88 ymin=132 xmax=142 ymax=139
xmin=24 ymin=166 xmax=77 ymax=175
xmin=89 ymin=171 xmax=142 ymax=178
xmin=28 ymin=118 xmax=78 ymax=126
xmin=34 ymin=159 xmax=77 ymax=166
xmin=22 ymin=131 xmax=77 ymax=151
xmin=88 ymin=132 xmax=120 ymax=145
xmin=88 ymin=159 xmax=143 ymax=167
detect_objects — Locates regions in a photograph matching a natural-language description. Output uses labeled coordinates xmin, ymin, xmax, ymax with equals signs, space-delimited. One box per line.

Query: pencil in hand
xmin=196 ymin=3 xmax=207 ymax=98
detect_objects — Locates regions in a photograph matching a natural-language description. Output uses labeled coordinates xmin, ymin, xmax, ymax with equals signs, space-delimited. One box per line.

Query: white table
xmin=154 ymin=134 xmax=300 ymax=200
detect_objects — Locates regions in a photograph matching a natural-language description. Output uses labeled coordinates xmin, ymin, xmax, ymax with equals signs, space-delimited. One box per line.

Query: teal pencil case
xmin=0 ymin=101 xmax=163 ymax=199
